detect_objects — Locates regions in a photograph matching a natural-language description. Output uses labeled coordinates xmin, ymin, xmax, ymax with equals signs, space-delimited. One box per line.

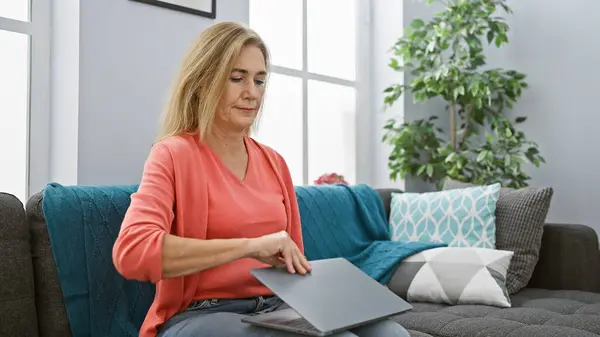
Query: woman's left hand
xmin=246 ymin=231 xmax=312 ymax=275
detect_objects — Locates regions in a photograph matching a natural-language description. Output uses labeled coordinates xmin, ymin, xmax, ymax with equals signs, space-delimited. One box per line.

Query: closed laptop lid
xmin=250 ymin=257 xmax=412 ymax=333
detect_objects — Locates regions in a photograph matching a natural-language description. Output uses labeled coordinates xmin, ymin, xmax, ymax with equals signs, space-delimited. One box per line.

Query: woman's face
xmin=215 ymin=45 xmax=267 ymax=134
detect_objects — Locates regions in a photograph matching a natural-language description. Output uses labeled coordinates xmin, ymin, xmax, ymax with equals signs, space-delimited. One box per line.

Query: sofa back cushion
xmin=26 ymin=191 xmax=72 ymax=337
xmin=376 ymin=188 xmax=403 ymax=218
xmin=0 ymin=192 xmax=39 ymax=337
xmin=388 ymin=184 xmax=501 ymax=248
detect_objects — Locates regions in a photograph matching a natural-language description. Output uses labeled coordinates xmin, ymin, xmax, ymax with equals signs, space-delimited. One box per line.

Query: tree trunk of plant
xmin=449 ymin=102 xmax=457 ymax=150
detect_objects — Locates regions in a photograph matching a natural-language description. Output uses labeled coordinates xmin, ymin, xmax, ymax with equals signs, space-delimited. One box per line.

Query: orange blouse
xmin=112 ymin=134 xmax=304 ymax=337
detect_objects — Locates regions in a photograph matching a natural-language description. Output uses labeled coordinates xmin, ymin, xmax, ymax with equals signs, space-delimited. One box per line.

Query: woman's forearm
xmin=161 ymin=234 xmax=254 ymax=278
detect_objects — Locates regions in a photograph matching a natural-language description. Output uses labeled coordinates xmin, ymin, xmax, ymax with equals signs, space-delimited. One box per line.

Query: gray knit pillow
xmin=442 ymin=179 xmax=554 ymax=294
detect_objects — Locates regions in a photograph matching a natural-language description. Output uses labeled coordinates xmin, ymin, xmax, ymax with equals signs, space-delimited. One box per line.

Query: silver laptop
xmin=241 ymin=257 xmax=412 ymax=336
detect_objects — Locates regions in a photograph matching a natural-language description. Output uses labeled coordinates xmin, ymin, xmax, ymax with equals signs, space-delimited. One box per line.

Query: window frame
xmin=251 ymin=0 xmax=372 ymax=185
xmin=0 ymin=0 xmax=51 ymax=200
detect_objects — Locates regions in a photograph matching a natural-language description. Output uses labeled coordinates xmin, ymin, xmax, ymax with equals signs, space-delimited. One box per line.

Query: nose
xmin=243 ymin=81 xmax=258 ymax=100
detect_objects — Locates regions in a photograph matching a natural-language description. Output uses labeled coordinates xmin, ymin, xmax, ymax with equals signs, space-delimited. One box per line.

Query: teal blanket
xmin=42 ymin=182 xmax=443 ymax=336
xmin=42 ymin=183 xmax=154 ymax=337
xmin=295 ymin=184 xmax=445 ymax=283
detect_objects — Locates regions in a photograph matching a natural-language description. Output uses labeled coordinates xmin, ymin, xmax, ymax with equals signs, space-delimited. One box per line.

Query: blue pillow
xmin=389 ymin=183 xmax=501 ymax=248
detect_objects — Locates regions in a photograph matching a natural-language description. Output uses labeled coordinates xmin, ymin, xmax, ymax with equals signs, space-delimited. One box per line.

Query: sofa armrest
xmin=0 ymin=193 xmax=39 ymax=336
xmin=527 ymin=223 xmax=600 ymax=293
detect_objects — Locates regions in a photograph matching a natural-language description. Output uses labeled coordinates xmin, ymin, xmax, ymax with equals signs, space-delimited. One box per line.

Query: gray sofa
xmin=1 ymin=188 xmax=599 ymax=337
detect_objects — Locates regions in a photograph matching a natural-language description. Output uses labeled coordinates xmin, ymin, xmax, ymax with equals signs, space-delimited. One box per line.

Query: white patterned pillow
xmin=389 ymin=183 xmax=500 ymax=248
xmin=387 ymin=247 xmax=513 ymax=307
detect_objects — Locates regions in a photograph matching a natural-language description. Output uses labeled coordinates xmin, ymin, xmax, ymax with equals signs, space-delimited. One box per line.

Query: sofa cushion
xmin=0 ymin=192 xmax=39 ymax=337
xmin=394 ymin=288 xmax=600 ymax=337
xmin=442 ymin=180 xmax=554 ymax=294
xmin=389 ymin=184 xmax=501 ymax=248
xmin=388 ymin=247 xmax=513 ymax=308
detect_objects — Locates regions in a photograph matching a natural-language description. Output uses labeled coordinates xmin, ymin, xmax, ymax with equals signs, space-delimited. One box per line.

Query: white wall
xmin=369 ymin=0 xmax=405 ymax=191
xmin=49 ymin=0 xmax=248 ymax=187
xmin=485 ymin=0 xmax=600 ymax=233
xmin=50 ymin=0 xmax=79 ymax=187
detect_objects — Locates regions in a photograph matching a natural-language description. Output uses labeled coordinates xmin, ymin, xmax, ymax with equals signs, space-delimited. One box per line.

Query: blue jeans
xmin=157 ymin=296 xmax=409 ymax=337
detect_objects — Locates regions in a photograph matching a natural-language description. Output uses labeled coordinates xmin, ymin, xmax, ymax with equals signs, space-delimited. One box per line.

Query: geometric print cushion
xmin=442 ymin=179 xmax=554 ymax=294
xmin=389 ymin=183 xmax=501 ymax=248
xmin=387 ymin=247 xmax=513 ymax=307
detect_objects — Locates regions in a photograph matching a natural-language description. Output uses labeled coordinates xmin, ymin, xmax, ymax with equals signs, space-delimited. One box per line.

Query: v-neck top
xmin=112 ymin=134 xmax=304 ymax=337
xmin=199 ymin=137 xmax=288 ymax=299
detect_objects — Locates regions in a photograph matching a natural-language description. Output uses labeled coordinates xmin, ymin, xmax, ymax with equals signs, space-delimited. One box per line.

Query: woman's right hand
xmin=247 ymin=231 xmax=312 ymax=275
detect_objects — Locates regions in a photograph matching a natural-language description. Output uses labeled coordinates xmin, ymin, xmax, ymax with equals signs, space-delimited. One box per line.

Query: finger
xmin=292 ymin=249 xmax=306 ymax=275
xmin=282 ymin=246 xmax=295 ymax=274
xmin=288 ymin=240 xmax=311 ymax=273
xmin=299 ymin=253 xmax=312 ymax=272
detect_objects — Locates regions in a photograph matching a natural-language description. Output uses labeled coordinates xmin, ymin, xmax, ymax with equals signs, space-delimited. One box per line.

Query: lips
xmin=236 ymin=107 xmax=256 ymax=112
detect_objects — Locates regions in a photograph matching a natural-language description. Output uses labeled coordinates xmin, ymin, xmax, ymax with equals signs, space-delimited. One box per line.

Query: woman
xmin=112 ymin=21 xmax=409 ymax=337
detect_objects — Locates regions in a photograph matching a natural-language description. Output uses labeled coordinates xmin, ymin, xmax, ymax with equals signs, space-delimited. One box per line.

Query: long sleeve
xmin=277 ymin=154 xmax=305 ymax=255
xmin=112 ymin=143 xmax=176 ymax=283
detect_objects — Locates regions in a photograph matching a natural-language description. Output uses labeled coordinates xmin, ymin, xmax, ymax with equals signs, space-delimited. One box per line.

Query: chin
xmin=226 ymin=123 xmax=251 ymax=134
xmin=235 ymin=117 xmax=256 ymax=130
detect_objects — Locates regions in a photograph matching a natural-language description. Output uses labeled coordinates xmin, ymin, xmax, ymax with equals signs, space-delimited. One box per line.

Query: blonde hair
xmin=156 ymin=21 xmax=270 ymax=142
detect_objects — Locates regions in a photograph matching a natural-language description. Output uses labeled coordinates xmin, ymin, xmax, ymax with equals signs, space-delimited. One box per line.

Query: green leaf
xmin=445 ymin=152 xmax=457 ymax=162
xmin=426 ymin=164 xmax=434 ymax=177
xmin=495 ymin=33 xmax=508 ymax=47
xmin=453 ymin=86 xmax=465 ymax=100
xmin=486 ymin=30 xmax=495 ymax=44
xmin=426 ymin=40 xmax=436 ymax=53
xmin=515 ymin=116 xmax=527 ymax=123
xmin=411 ymin=19 xmax=425 ymax=29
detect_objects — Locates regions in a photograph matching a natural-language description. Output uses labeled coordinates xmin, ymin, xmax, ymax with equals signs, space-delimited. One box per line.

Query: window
xmin=250 ymin=0 xmax=364 ymax=185
xmin=0 ymin=0 xmax=50 ymax=202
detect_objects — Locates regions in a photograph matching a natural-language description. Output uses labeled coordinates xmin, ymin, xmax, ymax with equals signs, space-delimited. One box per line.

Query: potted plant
xmin=314 ymin=173 xmax=349 ymax=185
xmin=382 ymin=0 xmax=545 ymax=189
